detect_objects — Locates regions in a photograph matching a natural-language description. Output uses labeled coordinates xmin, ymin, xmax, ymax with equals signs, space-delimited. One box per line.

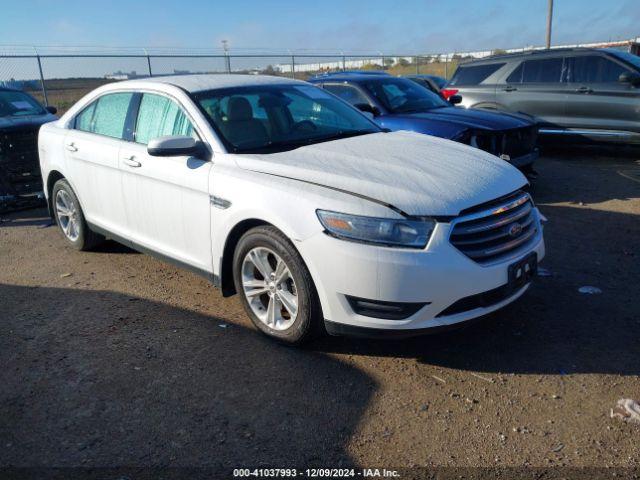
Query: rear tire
xmin=233 ymin=226 xmax=323 ymax=345
xmin=52 ymin=179 xmax=104 ymax=251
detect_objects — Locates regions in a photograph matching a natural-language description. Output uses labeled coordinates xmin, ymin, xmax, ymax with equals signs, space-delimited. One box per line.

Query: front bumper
xmin=297 ymin=208 xmax=545 ymax=336
xmin=507 ymin=149 xmax=538 ymax=169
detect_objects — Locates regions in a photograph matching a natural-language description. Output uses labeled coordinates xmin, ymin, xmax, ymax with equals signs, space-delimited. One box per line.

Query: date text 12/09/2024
xmin=233 ymin=468 xmax=401 ymax=478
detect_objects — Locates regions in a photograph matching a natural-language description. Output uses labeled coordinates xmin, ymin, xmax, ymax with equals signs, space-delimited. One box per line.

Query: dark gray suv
xmin=446 ymin=48 xmax=640 ymax=144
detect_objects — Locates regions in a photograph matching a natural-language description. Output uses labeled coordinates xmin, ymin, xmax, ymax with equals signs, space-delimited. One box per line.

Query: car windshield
xmin=361 ymin=77 xmax=450 ymax=113
xmin=608 ymin=50 xmax=640 ymax=70
xmin=409 ymin=77 xmax=437 ymax=93
xmin=422 ymin=76 xmax=447 ymax=89
xmin=193 ymin=84 xmax=381 ymax=154
xmin=0 ymin=90 xmax=46 ymax=117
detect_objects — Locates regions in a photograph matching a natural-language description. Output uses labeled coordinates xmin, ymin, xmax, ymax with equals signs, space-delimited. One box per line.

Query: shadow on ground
xmin=0 ymin=284 xmax=377 ymax=471
xmin=0 ymin=208 xmax=138 ymax=254
xmin=0 ymin=208 xmax=52 ymax=228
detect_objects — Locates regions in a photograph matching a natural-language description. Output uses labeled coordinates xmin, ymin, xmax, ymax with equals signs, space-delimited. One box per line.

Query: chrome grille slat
xmin=458 ymin=191 xmax=529 ymax=219
xmin=451 ymin=214 xmax=535 ymax=246
xmin=462 ymin=226 xmax=537 ymax=259
xmin=450 ymin=190 xmax=538 ymax=263
xmin=452 ymin=202 xmax=532 ymax=235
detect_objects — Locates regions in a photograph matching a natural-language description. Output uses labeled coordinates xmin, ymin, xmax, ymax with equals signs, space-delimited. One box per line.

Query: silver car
xmin=446 ymin=48 xmax=640 ymax=144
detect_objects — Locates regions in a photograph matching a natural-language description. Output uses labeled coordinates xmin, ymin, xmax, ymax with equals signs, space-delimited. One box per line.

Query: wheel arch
xmin=46 ymin=170 xmax=66 ymax=218
xmin=470 ymin=102 xmax=507 ymax=111
xmin=219 ymin=218 xmax=271 ymax=297
xmin=218 ymin=216 xmax=323 ymax=304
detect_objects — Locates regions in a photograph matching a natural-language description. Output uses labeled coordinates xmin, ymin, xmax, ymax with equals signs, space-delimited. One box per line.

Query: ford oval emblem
xmin=508 ymin=222 xmax=523 ymax=237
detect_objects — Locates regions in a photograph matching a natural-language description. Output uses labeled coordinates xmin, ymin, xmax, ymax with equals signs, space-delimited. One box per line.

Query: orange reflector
xmin=324 ymin=217 xmax=352 ymax=230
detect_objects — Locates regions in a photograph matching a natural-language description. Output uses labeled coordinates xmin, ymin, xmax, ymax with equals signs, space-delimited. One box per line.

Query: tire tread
xmin=232 ymin=225 xmax=323 ymax=345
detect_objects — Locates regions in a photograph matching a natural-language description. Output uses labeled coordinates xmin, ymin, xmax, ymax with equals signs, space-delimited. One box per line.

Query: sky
xmin=1 ymin=0 xmax=639 ymax=54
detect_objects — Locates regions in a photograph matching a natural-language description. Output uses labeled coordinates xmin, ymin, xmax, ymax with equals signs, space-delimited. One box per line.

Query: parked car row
xmin=10 ymin=47 xmax=640 ymax=344
xmin=309 ymin=72 xmax=539 ymax=172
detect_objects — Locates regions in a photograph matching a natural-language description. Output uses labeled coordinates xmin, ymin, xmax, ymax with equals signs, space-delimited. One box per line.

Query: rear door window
xmin=505 ymin=63 xmax=524 ymax=83
xmin=135 ymin=93 xmax=196 ymax=145
xmin=567 ymin=55 xmax=631 ymax=83
xmin=520 ymin=58 xmax=564 ymax=83
xmin=74 ymin=93 xmax=133 ymax=139
xmin=449 ymin=63 xmax=505 ymax=86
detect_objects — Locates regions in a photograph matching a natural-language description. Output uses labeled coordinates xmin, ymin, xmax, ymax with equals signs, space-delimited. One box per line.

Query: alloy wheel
xmin=55 ymin=189 xmax=80 ymax=242
xmin=241 ymin=247 xmax=298 ymax=330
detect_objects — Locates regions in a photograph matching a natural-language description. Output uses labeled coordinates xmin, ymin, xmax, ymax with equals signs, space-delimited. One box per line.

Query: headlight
xmin=316 ymin=210 xmax=434 ymax=248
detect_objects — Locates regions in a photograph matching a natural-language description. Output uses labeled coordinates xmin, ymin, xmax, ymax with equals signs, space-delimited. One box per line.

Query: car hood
xmin=393 ymin=107 xmax=534 ymax=131
xmin=233 ymin=131 xmax=528 ymax=216
xmin=0 ymin=113 xmax=57 ymax=131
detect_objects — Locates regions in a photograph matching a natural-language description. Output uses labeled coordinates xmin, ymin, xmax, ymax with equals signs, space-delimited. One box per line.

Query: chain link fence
xmin=0 ymin=51 xmax=466 ymax=114
xmin=1 ymin=39 xmax=637 ymax=114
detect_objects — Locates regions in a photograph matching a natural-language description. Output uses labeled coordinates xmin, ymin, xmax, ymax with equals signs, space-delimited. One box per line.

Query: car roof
xmin=459 ymin=47 xmax=611 ymax=65
xmin=115 ymin=74 xmax=306 ymax=93
xmin=309 ymin=71 xmax=392 ymax=82
xmin=404 ymin=74 xmax=444 ymax=81
xmin=405 ymin=74 xmax=443 ymax=79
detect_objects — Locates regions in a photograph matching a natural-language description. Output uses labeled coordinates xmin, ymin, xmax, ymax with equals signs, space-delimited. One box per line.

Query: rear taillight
xmin=441 ymin=88 xmax=459 ymax=100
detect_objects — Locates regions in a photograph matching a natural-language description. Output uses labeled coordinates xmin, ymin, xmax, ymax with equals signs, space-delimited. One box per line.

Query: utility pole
xmin=546 ymin=0 xmax=554 ymax=49
xmin=221 ymin=39 xmax=231 ymax=73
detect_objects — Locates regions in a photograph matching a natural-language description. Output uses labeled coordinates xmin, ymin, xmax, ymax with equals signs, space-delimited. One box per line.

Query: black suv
xmin=0 ymin=88 xmax=57 ymax=212
xmin=446 ymin=48 xmax=640 ymax=144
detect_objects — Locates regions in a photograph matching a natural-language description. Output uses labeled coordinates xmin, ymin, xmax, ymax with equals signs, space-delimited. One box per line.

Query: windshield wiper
xmin=394 ymin=102 xmax=448 ymax=114
xmin=233 ymin=130 xmax=378 ymax=154
xmin=308 ymin=129 xmax=377 ymax=143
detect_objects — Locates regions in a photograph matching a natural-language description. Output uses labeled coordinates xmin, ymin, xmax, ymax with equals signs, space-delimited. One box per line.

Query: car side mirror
xmin=448 ymin=95 xmax=463 ymax=105
xmin=147 ymin=135 xmax=203 ymax=157
xmin=45 ymin=106 xmax=57 ymax=115
xmin=354 ymin=103 xmax=380 ymax=116
xmin=619 ymin=72 xmax=640 ymax=87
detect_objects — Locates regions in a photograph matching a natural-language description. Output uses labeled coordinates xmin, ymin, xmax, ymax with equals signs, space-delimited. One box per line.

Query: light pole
xmin=221 ymin=39 xmax=231 ymax=73
xmin=546 ymin=0 xmax=554 ymax=49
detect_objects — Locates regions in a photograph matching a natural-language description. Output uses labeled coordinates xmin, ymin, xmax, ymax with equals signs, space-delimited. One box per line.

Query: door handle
xmin=503 ymin=86 xmax=518 ymax=92
xmin=575 ymin=86 xmax=593 ymax=94
xmin=65 ymin=142 xmax=78 ymax=152
xmin=122 ymin=156 xmax=142 ymax=168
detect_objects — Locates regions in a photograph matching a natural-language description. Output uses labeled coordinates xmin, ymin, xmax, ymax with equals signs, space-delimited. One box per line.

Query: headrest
xmin=227 ymin=96 xmax=253 ymax=122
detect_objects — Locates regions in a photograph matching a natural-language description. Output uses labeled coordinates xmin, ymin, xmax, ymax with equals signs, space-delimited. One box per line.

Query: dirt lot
xmin=1 ymin=149 xmax=639 ymax=478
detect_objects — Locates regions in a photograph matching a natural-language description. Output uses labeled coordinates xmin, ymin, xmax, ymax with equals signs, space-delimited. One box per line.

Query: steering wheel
xmin=389 ymin=96 xmax=407 ymax=110
xmin=291 ymin=120 xmax=318 ymax=132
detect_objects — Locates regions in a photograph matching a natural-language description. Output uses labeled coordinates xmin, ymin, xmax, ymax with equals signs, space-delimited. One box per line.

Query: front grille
xmin=0 ymin=128 xmax=44 ymax=212
xmin=0 ymin=128 xmax=40 ymax=161
xmin=450 ymin=190 xmax=538 ymax=263
xmin=471 ymin=126 xmax=537 ymax=159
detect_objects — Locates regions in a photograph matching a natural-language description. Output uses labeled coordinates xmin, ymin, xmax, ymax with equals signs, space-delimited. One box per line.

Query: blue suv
xmin=309 ymin=72 xmax=539 ymax=171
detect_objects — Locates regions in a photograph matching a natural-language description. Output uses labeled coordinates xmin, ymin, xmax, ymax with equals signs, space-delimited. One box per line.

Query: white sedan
xmin=38 ymin=74 xmax=545 ymax=344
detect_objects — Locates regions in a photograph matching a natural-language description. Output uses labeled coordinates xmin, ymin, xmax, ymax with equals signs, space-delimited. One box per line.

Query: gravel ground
xmin=1 ymin=150 xmax=639 ymax=478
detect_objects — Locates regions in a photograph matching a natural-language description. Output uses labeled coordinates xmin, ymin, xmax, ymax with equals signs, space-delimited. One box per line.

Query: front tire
xmin=52 ymin=179 xmax=104 ymax=251
xmin=233 ymin=226 xmax=323 ymax=345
